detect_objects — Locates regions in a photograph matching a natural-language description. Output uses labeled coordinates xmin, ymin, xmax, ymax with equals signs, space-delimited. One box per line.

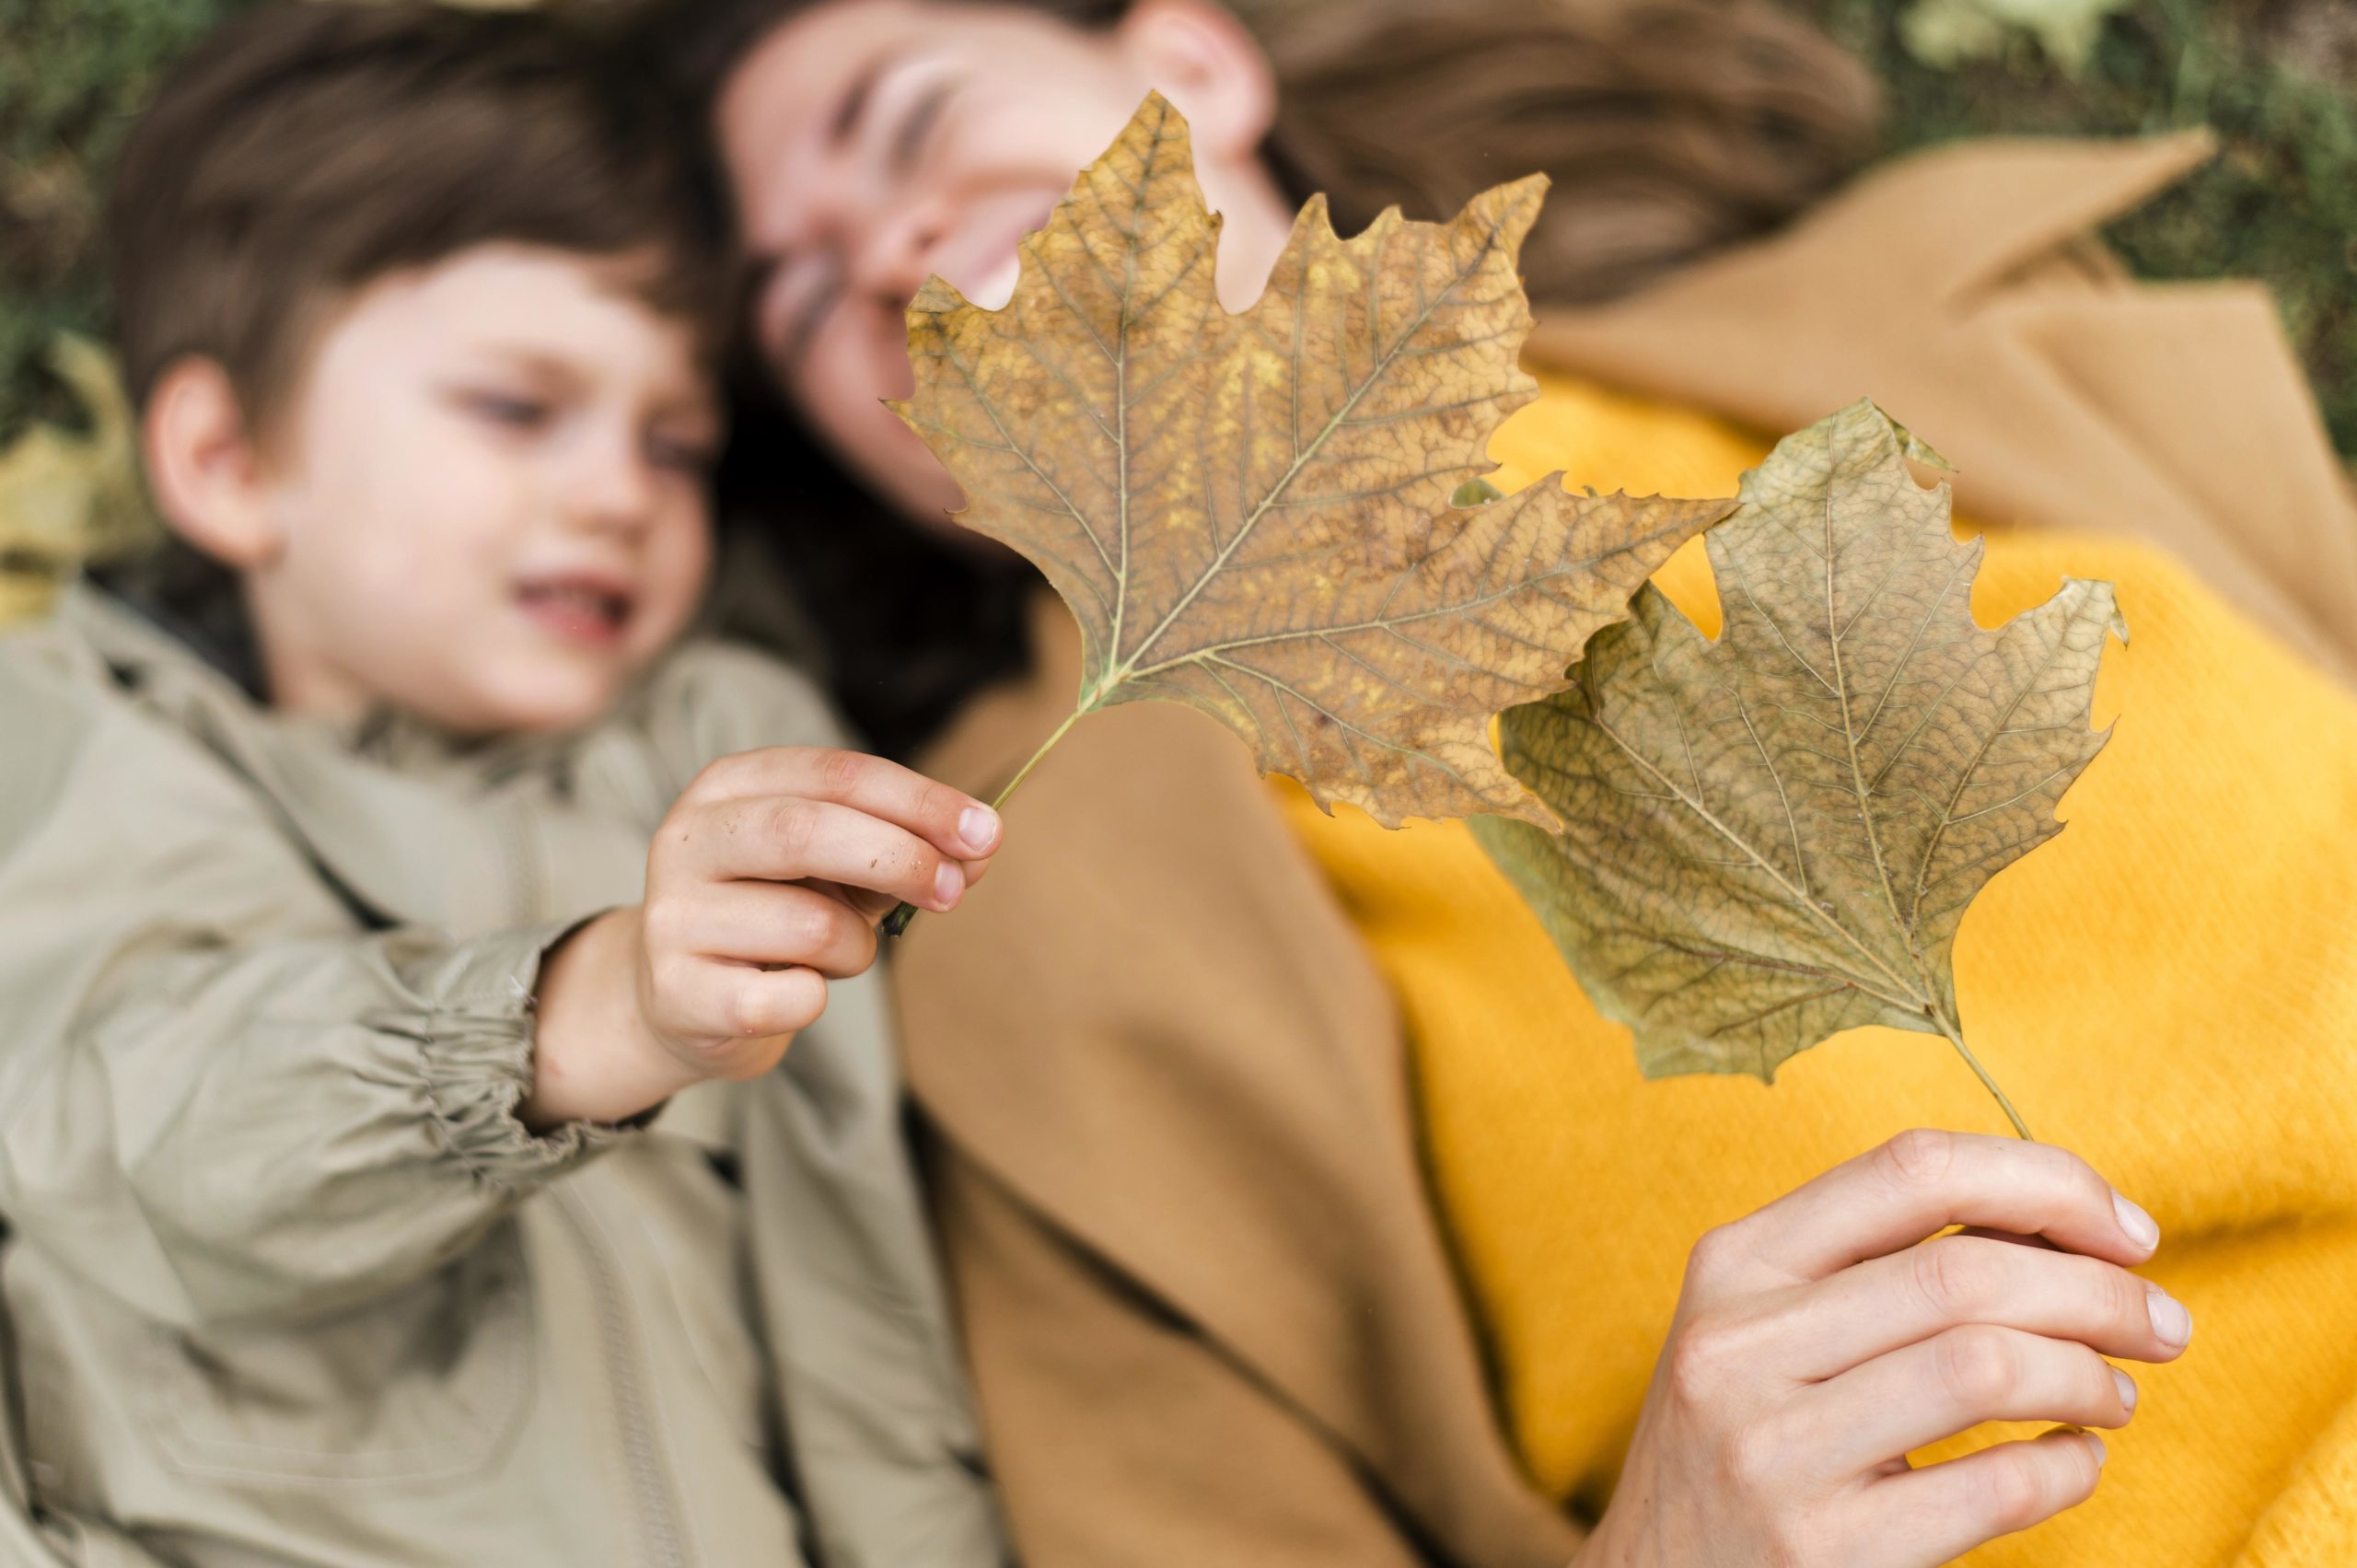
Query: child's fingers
xmin=650 ymin=954 xmax=828 ymax=1065
xmin=1792 ymin=1325 xmax=2133 ymax=1479
xmin=679 ymin=796 xmax=967 ymax=911
xmin=1858 ymin=1427 xmax=2107 ymax=1568
xmin=650 ymin=882 xmax=877 ymax=980
xmin=823 ymin=852 xmax=994 ymax=925
xmin=1764 ymin=1235 xmax=2186 ymax=1383
xmin=688 ymin=748 xmax=1001 ymax=859
xmin=1712 ymin=1130 xmax=2155 ymax=1287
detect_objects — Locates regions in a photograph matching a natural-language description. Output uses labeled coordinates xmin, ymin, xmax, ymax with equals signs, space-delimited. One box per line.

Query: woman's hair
xmin=660 ymin=0 xmax=1887 ymax=758
xmin=1245 ymin=0 xmax=1883 ymax=305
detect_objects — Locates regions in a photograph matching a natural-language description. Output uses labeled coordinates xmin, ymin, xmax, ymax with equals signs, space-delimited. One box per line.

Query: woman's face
xmin=716 ymin=0 xmax=1286 ymax=530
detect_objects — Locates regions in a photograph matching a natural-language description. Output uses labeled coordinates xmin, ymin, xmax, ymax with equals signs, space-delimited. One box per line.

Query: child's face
xmin=239 ymin=245 xmax=719 ymax=734
xmin=716 ymin=0 xmax=1284 ymax=532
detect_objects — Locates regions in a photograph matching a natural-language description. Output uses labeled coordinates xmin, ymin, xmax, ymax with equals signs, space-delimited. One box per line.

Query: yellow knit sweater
xmin=1279 ymin=375 xmax=2357 ymax=1565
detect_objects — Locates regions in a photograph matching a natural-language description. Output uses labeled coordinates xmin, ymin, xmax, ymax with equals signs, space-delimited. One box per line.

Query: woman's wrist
xmin=522 ymin=907 xmax=701 ymax=1131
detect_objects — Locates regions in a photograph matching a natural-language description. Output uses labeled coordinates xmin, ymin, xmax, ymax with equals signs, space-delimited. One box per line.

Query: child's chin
xmin=459 ymin=668 xmax=626 ymax=737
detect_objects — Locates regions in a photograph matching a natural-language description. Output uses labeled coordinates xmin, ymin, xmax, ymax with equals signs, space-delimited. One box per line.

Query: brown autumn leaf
xmin=0 ymin=331 xmax=154 ymax=630
xmin=1470 ymin=401 xmax=2124 ymax=1136
xmin=889 ymin=93 xmax=1729 ymax=833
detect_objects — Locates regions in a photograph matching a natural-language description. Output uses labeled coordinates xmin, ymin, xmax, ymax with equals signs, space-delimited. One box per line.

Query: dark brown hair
xmin=109 ymin=0 xmax=733 ymax=433
xmin=657 ymin=0 xmax=1887 ymax=758
xmin=1246 ymin=0 xmax=1885 ymax=305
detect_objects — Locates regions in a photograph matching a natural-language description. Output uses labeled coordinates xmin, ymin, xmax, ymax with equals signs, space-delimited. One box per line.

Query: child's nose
xmin=565 ymin=432 xmax=660 ymax=533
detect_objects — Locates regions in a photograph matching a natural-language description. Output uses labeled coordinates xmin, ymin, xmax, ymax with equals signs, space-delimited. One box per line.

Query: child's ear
xmin=1116 ymin=0 xmax=1277 ymax=161
xmin=142 ymin=357 xmax=286 ymax=569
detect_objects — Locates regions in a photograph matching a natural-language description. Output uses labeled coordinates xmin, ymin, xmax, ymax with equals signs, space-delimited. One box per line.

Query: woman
xmin=654 ymin=1 xmax=2357 ymax=1563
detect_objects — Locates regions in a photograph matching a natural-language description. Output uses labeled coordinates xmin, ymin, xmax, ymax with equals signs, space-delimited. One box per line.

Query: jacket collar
xmin=54 ymin=578 xmax=648 ymax=937
xmin=1526 ymin=132 xmax=2357 ymax=682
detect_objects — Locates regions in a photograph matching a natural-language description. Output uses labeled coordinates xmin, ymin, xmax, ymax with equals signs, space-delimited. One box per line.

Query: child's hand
xmin=528 ymin=748 xmax=1000 ymax=1126
xmin=1573 ymin=1130 xmax=2188 ymax=1568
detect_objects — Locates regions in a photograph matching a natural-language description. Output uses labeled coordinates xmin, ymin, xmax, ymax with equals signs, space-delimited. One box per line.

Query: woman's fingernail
xmin=959 ymin=805 xmax=1001 ymax=854
xmin=2111 ymin=1368 xmax=2138 ymax=1412
xmin=2146 ymin=1285 xmax=2192 ymax=1348
xmin=2085 ymin=1432 xmax=2107 ymax=1467
xmin=934 ymin=861 xmax=964 ymax=909
xmin=2113 ymin=1191 xmax=2160 ymax=1253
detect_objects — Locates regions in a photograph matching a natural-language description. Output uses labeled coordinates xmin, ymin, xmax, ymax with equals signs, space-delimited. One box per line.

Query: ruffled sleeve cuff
xmin=397 ymin=920 xmax=643 ymax=1188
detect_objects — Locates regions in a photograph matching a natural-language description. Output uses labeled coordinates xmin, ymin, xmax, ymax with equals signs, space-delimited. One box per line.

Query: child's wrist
xmin=523 ymin=908 xmax=701 ymax=1130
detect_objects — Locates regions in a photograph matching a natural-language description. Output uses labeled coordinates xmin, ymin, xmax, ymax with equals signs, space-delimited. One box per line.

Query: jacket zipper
xmin=555 ymin=1188 xmax=691 ymax=1568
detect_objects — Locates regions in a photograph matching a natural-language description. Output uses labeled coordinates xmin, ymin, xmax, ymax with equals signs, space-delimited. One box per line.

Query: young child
xmin=0 ymin=6 xmax=1007 ymax=1564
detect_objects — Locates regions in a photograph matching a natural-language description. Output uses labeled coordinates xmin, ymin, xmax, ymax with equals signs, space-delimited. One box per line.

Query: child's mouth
xmin=516 ymin=575 xmax=633 ymax=646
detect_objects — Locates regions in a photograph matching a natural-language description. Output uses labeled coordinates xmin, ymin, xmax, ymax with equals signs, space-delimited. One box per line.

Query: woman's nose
xmin=846 ymin=195 xmax=954 ymax=309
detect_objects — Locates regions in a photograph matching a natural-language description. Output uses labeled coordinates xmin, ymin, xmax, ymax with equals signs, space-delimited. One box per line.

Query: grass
xmin=1800 ymin=0 xmax=2357 ymax=457
xmin=1 ymin=0 xmax=251 ymax=434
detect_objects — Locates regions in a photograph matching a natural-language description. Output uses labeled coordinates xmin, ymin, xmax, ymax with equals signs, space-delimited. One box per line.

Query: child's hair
xmin=656 ymin=0 xmax=1887 ymax=759
xmin=109 ymin=0 xmax=734 ymax=434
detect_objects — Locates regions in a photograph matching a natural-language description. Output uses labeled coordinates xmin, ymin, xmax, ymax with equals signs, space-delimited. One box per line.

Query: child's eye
xmin=647 ymin=433 xmax=717 ymax=476
xmin=457 ymin=389 xmax=552 ymax=430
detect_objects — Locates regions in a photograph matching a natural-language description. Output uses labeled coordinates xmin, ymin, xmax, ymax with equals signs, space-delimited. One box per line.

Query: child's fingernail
xmin=959 ymin=804 xmax=1000 ymax=854
xmin=2112 ymin=1191 xmax=2160 ymax=1252
xmin=934 ymin=861 xmax=964 ymax=909
xmin=2085 ymin=1432 xmax=2107 ymax=1467
xmin=2111 ymin=1368 xmax=2137 ymax=1412
xmin=2146 ymin=1285 xmax=2192 ymax=1348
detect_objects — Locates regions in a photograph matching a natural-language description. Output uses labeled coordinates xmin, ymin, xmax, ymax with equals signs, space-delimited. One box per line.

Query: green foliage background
xmin=1802 ymin=0 xmax=2357 ymax=456
xmin=4 ymin=0 xmax=2355 ymax=453
xmin=2 ymin=0 xmax=250 ymax=435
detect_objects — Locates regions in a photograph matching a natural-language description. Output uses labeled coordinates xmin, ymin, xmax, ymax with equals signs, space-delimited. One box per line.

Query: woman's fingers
xmin=679 ymin=796 xmax=969 ymax=910
xmin=1859 ymin=1427 xmax=2107 ymax=1568
xmin=1585 ymin=1132 xmax=2159 ymax=1568
xmin=688 ymin=747 xmax=1001 ymax=860
xmin=1708 ymin=1130 xmax=2158 ymax=1287
xmin=1793 ymin=1325 xmax=2134 ymax=1477
xmin=652 ymin=881 xmax=878 ymax=980
xmin=1767 ymin=1234 xmax=2190 ymax=1382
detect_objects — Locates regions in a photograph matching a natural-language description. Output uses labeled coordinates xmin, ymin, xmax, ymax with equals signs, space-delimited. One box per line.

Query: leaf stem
xmin=1933 ymin=1012 xmax=2033 ymax=1141
xmin=880 ymin=703 xmax=1089 ymax=937
xmin=987 ymin=703 xmax=1088 ymax=815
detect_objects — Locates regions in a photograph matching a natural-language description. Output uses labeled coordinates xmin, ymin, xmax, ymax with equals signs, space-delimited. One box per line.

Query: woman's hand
xmin=527 ymin=747 xmax=1000 ymax=1126
xmin=1573 ymin=1129 xmax=2190 ymax=1568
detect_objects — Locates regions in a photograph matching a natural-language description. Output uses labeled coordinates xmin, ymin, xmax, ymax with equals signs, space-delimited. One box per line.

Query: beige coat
xmin=894 ymin=134 xmax=2357 ymax=1568
xmin=0 ymin=586 xmax=1002 ymax=1567
xmin=1529 ymin=131 xmax=2357 ymax=682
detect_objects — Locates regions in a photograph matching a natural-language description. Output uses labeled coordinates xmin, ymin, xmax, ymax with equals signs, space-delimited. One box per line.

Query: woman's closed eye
xmin=888 ymin=75 xmax=958 ymax=177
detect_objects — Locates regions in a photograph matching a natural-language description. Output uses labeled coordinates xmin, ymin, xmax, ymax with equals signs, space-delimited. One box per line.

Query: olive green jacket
xmin=0 ymin=586 xmax=1004 ymax=1568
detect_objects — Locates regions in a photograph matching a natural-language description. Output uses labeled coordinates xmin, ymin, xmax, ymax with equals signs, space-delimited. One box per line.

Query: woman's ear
xmin=1115 ymin=0 xmax=1277 ymax=160
xmin=142 ymin=357 xmax=285 ymax=569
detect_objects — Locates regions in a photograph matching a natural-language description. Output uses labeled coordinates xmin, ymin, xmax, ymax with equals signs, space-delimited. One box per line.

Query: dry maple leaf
xmin=0 ymin=332 xmax=154 ymax=628
xmin=880 ymin=94 xmax=1728 ymax=931
xmin=1471 ymin=401 xmax=2124 ymax=1136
